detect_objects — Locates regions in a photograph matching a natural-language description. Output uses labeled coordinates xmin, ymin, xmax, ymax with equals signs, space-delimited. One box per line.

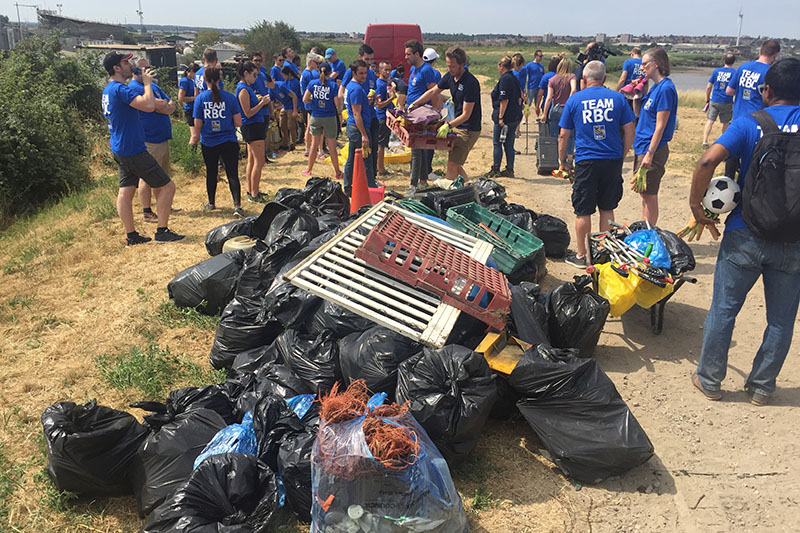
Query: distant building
xmin=208 ymin=42 xmax=245 ymax=63
xmin=1 ymin=21 xmax=23 ymax=50
xmin=596 ymin=33 xmax=607 ymax=43
xmin=37 ymin=10 xmax=128 ymax=41
xmin=543 ymin=33 xmax=554 ymax=43
xmin=619 ymin=33 xmax=632 ymax=43
xmin=78 ymin=43 xmax=178 ymax=81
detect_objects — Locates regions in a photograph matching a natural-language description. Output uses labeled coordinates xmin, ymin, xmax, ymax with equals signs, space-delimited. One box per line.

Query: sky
xmin=3 ymin=0 xmax=799 ymax=38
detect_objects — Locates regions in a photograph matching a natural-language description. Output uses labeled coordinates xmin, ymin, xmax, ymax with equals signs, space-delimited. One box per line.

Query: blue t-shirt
xmin=307 ymin=78 xmax=338 ymax=118
xmin=342 ymin=69 xmax=378 ymax=122
xmin=287 ymin=78 xmax=302 ymax=109
xmin=431 ymin=67 xmax=442 ymax=85
xmin=407 ymin=63 xmax=437 ymax=106
xmin=622 ymin=58 xmax=644 ymax=84
xmin=274 ymin=81 xmax=296 ymax=110
xmin=236 ymin=81 xmax=264 ymax=126
xmin=708 ymin=67 xmax=736 ymax=104
xmin=375 ymin=77 xmax=394 ymax=120
xmin=195 ymin=66 xmax=223 ymax=92
xmin=525 ymin=61 xmax=545 ymax=91
xmin=345 ymin=80 xmax=371 ymax=127
xmin=559 ymin=86 xmax=635 ymax=162
xmin=270 ymin=65 xmax=283 ymax=83
xmin=512 ymin=69 xmax=526 ymax=92
xmin=260 ymin=65 xmax=268 ymax=77
xmin=286 ymin=61 xmax=300 ymax=74
xmin=539 ymin=72 xmax=555 ymax=109
xmin=330 ymin=59 xmax=346 ymax=80
xmin=102 ymin=81 xmax=146 ymax=157
xmin=728 ymin=60 xmax=770 ymax=120
xmin=715 ymin=105 xmax=800 ymax=231
xmin=179 ymin=76 xmax=195 ymax=112
xmin=300 ymin=68 xmax=319 ymax=111
xmin=129 ymin=80 xmax=172 ymax=144
xmin=634 ymin=78 xmax=678 ymax=155
xmin=193 ymin=89 xmax=242 ymax=147
xmin=252 ymin=72 xmax=271 ymax=118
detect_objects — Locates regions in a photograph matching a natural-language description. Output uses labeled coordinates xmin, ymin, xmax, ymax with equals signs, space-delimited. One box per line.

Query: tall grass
xmin=170 ymin=120 xmax=204 ymax=175
xmin=678 ymin=89 xmax=707 ymax=110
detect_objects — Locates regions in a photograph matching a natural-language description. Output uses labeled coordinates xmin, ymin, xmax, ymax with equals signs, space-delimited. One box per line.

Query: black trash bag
xmin=548 ymin=275 xmax=610 ymax=356
xmin=628 ymin=221 xmax=696 ymax=275
xmin=205 ymin=216 xmax=257 ymax=256
xmin=510 ymin=345 xmax=654 ymax=483
xmin=396 ymin=345 xmax=497 ymax=463
xmin=302 ymin=176 xmax=350 ymax=218
xmin=315 ymin=212 xmax=343 ymax=233
xmin=445 ymin=312 xmax=488 ymax=350
xmin=307 ymin=300 xmax=376 ymax=338
xmin=417 ymin=186 xmax=478 ymax=219
xmin=273 ymin=188 xmax=306 ymax=208
xmin=235 ymin=237 xmax=304 ymax=305
xmin=533 ymin=214 xmax=570 ymax=258
xmin=41 ymin=400 xmax=148 ymax=496
xmin=232 ymin=365 xmax=313 ymax=416
xmin=277 ymin=405 xmax=319 ymax=522
xmin=489 ymin=202 xmax=538 ymax=234
xmin=229 ymin=344 xmax=283 ymax=376
xmin=131 ymin=385 xmax=237 ymax=429
xmin=261 ymin=251 xmax=322 ymax=330
xmin=490 ymin=376 xmax=522 ymax=420
xmin=251 ymin=202 xmax=290 ymax=240
xmin=252 ymin=394 xmax=305 ymax=471
xmin=473 ymin=177 xmax=507 ymax=206
xmin=510 ymin=282 xmax=550 ymax=346
xmin=338 ymin=326 xmax=422 ymax=398
xmin=143 ymin=453 xmax=279 ymax=533
xmin=507 ymin=247 xmax=548 ymax=284
xmin=131 ymin=408 xmax=227 ymax=517
xmin=274 ymin=329 xmax=341 ymax=394
xmin=265 ymin=209 xmax=320 ymax=247
xmin=167 ymin=250 xmax=247 ymax=315
xmin=209 ymin=298 xmax=284 ymax=370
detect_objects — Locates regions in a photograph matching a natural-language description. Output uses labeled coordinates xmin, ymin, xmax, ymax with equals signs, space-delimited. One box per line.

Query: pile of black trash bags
xmin=42 ymin=177 xmax=662 ymax=530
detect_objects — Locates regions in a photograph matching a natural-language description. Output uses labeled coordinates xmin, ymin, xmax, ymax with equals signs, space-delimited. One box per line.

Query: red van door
xmin=364 ymin=24 xmax=422 ymax=82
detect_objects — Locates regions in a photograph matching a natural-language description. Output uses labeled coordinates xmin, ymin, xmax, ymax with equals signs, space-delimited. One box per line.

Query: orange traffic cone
xmin=350 ymin=148 xmax=371 ymax=214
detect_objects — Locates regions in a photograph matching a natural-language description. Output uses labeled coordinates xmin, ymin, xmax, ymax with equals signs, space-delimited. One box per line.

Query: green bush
xmin=170 ymin=120 xmax=204 ymax=175
xmin=0 ymin=33 xmax=100 ymax=226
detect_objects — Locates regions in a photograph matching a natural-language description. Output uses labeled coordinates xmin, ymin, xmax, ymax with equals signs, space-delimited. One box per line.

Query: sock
xmin=143 ymin=207 xmax=153 ymax=214
xmin=156 ymin=227 xmax=167 ymax=233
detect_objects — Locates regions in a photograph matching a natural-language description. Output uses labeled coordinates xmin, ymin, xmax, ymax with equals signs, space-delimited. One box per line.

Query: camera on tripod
xmin=577 ymin=42 xmax=617 ymax=63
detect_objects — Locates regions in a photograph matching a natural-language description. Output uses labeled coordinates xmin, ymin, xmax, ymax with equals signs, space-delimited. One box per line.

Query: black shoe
xmin=233 ymin=207 xmax=245 ymax=218
xmin=125 ymin=232 xmax=151 ymax=246
xmin=485 ymin=167 xmax=501 ymax=178
xmin=564 ymin=251 xmax=588 ymax=269
xmin=154 ymin=228 xmax=185 ymax=243
xmin=499 ymin=168 xmax=515 ymax=178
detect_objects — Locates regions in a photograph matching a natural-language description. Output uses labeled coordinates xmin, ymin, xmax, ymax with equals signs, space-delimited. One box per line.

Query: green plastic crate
xmin=396 ymin=199 xmax=437 ymax=217
xmin=446 ymin=202 xmax=544 ymax=274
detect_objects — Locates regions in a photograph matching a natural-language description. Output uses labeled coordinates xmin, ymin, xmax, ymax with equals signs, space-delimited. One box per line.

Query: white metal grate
xmin=284 ymin=201 xmax=494 ymax=347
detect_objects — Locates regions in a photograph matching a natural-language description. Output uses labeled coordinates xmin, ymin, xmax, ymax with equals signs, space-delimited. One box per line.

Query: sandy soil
xmin=0 ymin=91 xmax=798 ymax=532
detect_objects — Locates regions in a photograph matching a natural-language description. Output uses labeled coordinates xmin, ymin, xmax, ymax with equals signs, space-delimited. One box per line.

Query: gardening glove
xmin=436 ymin=123 xmax=451 ymax=138
xmin=523 ymin=103 xmax=531 ymax=118
xmin=632 ymin=166 xmax=648 ymax=193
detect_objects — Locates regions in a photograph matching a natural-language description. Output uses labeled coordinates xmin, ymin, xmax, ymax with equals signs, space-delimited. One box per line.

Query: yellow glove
xmin=523 ymin=103 xmax=531 ymax=118
xmin=436 ymin=123 xmax=451 ymax=138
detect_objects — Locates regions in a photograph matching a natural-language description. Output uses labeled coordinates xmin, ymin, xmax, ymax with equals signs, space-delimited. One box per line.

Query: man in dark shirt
xmin=412 ymin=46 xmax=481 ymax=180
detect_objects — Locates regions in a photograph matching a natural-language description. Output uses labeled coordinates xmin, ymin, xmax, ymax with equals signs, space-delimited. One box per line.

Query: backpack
xmin=741 ymin=109 xmax=800 ymax=242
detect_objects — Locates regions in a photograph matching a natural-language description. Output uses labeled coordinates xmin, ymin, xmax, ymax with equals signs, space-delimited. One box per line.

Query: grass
xmin=170 ymin=121 xmax=204 ymax=175
xmin=156 ymin=300 xmax=221 ymax=331
xmin=96 ymin=343 xmax=225 ymax=400
xmin=451 ymin=451 xmax=502 ymax=512
xmin=0 ymin=444 xmax=24 ymax=518
xmin=678 ymin=89 xmax=707 ymax=110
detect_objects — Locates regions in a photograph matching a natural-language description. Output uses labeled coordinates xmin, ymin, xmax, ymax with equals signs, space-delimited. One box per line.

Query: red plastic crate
xmin=386 ymin=110 xmax=456 ymax=151
xmin=354 ymin=211 xmax=510 ymax=329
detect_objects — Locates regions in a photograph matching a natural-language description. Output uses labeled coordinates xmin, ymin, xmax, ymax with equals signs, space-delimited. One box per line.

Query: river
xmin=670 ymin=68 xmax=716 ymax=92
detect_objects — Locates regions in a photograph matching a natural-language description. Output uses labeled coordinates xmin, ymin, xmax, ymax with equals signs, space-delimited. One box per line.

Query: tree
xmin=243 ymin=20 xmax=300 ymax=60
xmin=193 ymin=29 xmax=222 ymax=55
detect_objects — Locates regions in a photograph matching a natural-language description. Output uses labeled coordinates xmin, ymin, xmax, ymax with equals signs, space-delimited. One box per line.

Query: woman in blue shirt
xmin=302 ymin=64 xmax=343 ymax=179
xmin=277 ymin=66 xmax=300 ymax=151
xmin=236 ymin=61 xmax=270 ymax=204
xmin=193 ymin=67 xmax=244 ymax=217
xmin=179 ymin=63 xmax=200 ymax=145
xmin=632 ymin=47 xmax=678 ymax=225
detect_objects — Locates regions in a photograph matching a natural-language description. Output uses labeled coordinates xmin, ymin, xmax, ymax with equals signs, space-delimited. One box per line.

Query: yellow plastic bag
xmin=596 ymin=262 xmax=637 ymax=317
xmin=631 ymin=272 xmax=674 ymax=309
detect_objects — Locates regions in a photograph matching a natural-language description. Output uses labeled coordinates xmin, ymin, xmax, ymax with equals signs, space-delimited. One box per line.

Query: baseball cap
xmin=423 ymin=48 xmax=439 ymax=62
xmin=103 ymin=51 xmax=133 ymax=74
xmin=325 ymin=48 xmax=336 ymax=59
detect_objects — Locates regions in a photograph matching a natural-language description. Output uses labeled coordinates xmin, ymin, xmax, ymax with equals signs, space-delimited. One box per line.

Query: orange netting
xmin=315 ymin=380 xmax=420 ymax=478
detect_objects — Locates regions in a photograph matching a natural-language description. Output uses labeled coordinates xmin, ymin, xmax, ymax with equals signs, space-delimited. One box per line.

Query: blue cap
xmin=325 ymin=48 xmax=336 ymax=59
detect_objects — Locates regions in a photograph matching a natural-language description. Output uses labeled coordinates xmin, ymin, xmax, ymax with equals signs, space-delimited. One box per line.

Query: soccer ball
xmin=702 ymin=176 xmax=741 ymax=214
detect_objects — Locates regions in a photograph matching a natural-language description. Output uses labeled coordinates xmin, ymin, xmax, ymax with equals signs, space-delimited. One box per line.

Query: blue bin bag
xmin=624 ymin=229 xmax=671 ymax=269
xmin=193 ymin=411 xmax=257 ymax=469
xmin=286 ymin=394 xmax=315 ymax=419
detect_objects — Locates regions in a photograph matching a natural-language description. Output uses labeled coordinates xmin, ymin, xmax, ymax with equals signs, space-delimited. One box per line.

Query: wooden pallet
xmin=284 ymin=201 xmax=494 ymax=348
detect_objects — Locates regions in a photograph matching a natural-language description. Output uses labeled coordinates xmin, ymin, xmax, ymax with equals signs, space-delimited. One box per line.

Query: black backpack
xmin=741 ymin=109 xmax=800 ymax=242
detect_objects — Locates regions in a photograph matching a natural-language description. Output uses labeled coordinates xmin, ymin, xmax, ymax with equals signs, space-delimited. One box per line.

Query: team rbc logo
xmin=581 ymin=98 xmax=616 ymax=123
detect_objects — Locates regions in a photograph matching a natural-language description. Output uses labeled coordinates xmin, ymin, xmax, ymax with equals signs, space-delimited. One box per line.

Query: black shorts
xmin=572 ymin=158 xmax=624 ymax=216
xmin=241 ymin=121 xmax=267 ymax=143
xmin=114 ymin=150 xmax=171 ymax=189
xmin=184 ymin=109 xmax=194 ymax=127
xmin=377 ymin=120 xmax=391 ymax=147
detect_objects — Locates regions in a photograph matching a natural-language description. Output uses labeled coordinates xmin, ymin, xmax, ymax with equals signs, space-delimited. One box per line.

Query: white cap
xmin=423 ymin=48 xmax=439 ymax=62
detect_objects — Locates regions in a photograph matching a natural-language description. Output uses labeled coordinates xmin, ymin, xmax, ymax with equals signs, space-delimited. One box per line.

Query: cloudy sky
xmin=3 ymin=0 xmax=798 ymax=38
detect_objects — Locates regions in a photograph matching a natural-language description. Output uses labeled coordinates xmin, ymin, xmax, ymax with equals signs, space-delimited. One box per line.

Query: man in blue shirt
xmin=689 ymin=58 xmax=800 ymax=406
xmin=281 ymin=47 xmax=300 ymax=74
xmin=130 ymin=57 xmax=176 ymax=223
xmin=406 ymin=40 xmax=439 ymax=193
xmin=375 ymin=60 xmax=395 ymax=176
xmin=195 ymin=48 xmax=222 ymax=92
xmin=557 ymin=61 xmax=635 ymax=267
xmin=101 ymin=51 xmax=183 ymax=246
xmin=270 ymin=53 xmax=285 ymax=84
xmin=343 ymin=60 xmax=377 ymax=196
xmin=525 ymin=50 xmax=545 ymax=112
xmin=702 ymin=53 xmax=736 ymax=146
xmin=326 ymin=48 xmax=346 ymax=82
xmin=339 ymin=44 xmax=379 ymax=177
xmin=724 ymin=39 xmax=781 ymax=179
xmin=615 ymin=47 xmax=644 ymax=91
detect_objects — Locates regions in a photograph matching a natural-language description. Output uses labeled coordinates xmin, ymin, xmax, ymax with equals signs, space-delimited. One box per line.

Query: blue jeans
xmin=492 ymin=120 xmax=520 ymax=171
xmin=696 ymin=226 xmax=800 ymax=395
xmin=343 ymin=123 xmax=377 ymax=192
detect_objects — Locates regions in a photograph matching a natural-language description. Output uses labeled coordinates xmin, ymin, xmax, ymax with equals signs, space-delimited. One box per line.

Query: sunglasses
xmin=758 ymin=84 xmax=768 ymax=94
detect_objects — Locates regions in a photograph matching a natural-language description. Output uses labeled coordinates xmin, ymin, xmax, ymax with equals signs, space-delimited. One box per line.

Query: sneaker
xmin=485 ymin=167 xmax=501 ymax=178
xmin=500 ymin=168 xmax=515 ymax=178
xmin=255 ymin=192 xmax=269 ymax=203
xmin=264 ymin=158 xmax=273 ymax=164
xmin=233 ymin=207 xmax=245 ymax=218
xmin=514 ymin=149 xmax=522 ymax=155
xmin=691 ymin=372 xmax=722 ymax=401
xmin=378 ymin=169 xmax=391 ymax=176
xmin=125 ymin=232 xmax=151 ymax=246
xmin=304 ymin=150 xmax=310 ymax=158
xmin=302 ymin=170 xmax=312 ymax=177
xmin=171 ymin=207 xmax=183 ymax=213
xmin=564 ymin=251 xmax=588 ymax=269
xmin=702 ymin=142 xmax=709 ymax=148
xmin=419 ymin=180 xmax=430 ymax=189
xmin=203 ymin=202 xmax=216 ymax=211
xmin=154 ymin=228 xmax=185 ymax=243
xmin=247 ymin=193 xmax=260 ymax=203
xmin=143 ymin=211 xmax=158 ymax=223
xmin=405 ymin=185 xmax=417 ymax=196
xmin=317 ymin=152 xmax=327 ymax=161
xmin=744 ymin=384 xmax=770 ymax=406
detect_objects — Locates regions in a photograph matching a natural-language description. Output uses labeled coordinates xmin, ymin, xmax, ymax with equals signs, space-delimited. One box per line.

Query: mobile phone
xmin=132 ymin=66 xmax=142 ymax=75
